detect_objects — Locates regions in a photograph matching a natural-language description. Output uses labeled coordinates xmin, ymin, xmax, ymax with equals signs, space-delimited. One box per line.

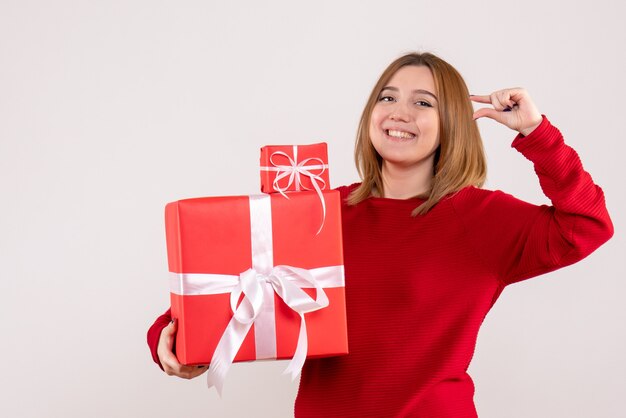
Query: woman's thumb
xmin=472 ymin=107 xmax=502 ymax=122
xmin=166 ymin=318 xmax=178 ymax=335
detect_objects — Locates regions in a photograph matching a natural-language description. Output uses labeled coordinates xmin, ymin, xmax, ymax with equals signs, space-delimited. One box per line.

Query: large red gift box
xmin=165 ymin=190 xmax=347 ymax=371
xmin=260 ymin=143 xmax=330 ymax=194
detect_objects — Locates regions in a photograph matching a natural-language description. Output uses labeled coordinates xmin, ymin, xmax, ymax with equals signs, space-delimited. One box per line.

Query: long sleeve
xmin=147 ymin=308 xmax=172 ymax=370
xmin=453 ymin=115 xmax=613 ymax=285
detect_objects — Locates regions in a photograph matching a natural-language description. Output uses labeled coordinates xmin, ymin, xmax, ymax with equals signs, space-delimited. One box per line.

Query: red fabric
xmin=147 ymin=310 xmax=171 ymax=371
xmin=148 ymin=116 xmax=613 ymax=417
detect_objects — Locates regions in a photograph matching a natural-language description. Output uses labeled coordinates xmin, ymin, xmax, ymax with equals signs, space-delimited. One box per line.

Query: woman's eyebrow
xmin=381 ymin=86 xmax=438 ymax=100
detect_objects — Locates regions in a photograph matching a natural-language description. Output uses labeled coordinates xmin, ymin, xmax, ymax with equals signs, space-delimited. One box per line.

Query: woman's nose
xmin=389 ymin=105 xmax=410 ymax=122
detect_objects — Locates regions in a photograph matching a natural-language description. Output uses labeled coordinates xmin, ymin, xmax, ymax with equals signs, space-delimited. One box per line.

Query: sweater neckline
xmin=340 ymin=183 xmax=427 ymax=205
xmin=366 ymin=195 xmax=426 ymax=205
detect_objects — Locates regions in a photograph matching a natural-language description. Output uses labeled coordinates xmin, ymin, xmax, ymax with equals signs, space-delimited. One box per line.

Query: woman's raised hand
xmin=157 ymin=319 xmax=209 ymax=379
xmin=471 ymin=88 xmax=543 ymax=136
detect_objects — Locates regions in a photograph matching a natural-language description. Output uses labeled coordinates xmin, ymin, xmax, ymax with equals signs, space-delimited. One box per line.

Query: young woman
xmin=147 ymin=52 xmax=613 ymax=417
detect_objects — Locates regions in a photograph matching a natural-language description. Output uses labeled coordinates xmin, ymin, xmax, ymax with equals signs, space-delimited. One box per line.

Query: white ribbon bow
xmin=206 ymin=265 xmax=330 ymax=395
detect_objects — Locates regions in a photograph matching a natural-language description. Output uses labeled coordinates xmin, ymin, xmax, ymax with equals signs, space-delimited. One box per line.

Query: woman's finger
xmin=158 ymin=320 xmax=183 ymax=374
xmin=180 ymin=364 xmax=210 ymax=380
xmin=490 ymin=91 xmax=509 ymax=112
xmin=473 ymin=107 xmax=504 ymax=123
xmin=160 ymin=346 xmax=183 ymax=374
xmin=157 ymin=319 xmax=210 ymax=379
xmin=168 ymin=363 xmax=209 ymax=379
xmin=499 ymin=89 xmax=518 ymax=109
xmin=469 ymin=94 xmax=491 ymax=104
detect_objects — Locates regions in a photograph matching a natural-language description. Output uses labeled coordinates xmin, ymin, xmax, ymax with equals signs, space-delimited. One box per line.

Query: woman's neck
xmin=380 ymin=160 xmax=434 ymax=199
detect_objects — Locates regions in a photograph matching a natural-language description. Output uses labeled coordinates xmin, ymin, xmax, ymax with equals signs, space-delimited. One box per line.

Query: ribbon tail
xmin=310 ymin=179 xmax=326 ymax=235
xmin=206 ymin=360 xmax=226 ymax=397
xmin=206 ymin=317 xmax=253 ymax=396
xmin=282 ymin=313 xmax=308 ymax=381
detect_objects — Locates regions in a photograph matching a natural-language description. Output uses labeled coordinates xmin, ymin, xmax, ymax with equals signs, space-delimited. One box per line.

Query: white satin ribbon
xmin=170 ymin=194 xmax=344 ymax=395
xmin=260 ymin=145 xmax=329 ymax=234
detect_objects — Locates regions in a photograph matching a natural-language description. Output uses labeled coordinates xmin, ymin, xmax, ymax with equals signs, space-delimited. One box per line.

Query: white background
xmin=1 ymin=1 xmax=624 ymax=417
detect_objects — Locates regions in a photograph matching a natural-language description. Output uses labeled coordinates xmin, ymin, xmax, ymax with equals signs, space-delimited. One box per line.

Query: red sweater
xmin=147 ymin=117 xmax=613 ymax=417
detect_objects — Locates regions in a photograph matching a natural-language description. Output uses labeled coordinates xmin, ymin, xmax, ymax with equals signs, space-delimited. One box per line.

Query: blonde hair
xmin=347 ymin=52 xmax=487 ymax=215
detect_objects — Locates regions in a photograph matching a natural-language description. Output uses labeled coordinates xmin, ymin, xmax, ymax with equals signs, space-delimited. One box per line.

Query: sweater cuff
xmin=147 ymin=309 xmax=173 ymax=371
xmin=510 ymin=115 xmax=563 ymax=157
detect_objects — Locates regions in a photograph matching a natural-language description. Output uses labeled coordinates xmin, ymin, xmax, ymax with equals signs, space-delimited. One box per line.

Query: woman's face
xmin=369 ymin=65 xmax=440 ymax=171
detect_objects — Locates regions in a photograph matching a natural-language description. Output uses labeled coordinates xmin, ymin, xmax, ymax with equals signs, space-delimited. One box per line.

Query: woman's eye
xmin=378 ymin=96 xmax=395 ymax=102
xmin=416 ymin=100 xmax=432 ymax=107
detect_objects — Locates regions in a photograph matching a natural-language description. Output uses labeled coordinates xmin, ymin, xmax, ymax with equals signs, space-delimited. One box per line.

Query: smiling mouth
xmin=386 ymin=129 xmax=416 ymax=139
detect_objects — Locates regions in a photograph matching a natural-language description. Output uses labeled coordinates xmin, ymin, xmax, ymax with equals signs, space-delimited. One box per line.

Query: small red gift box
xmin=260 ymin=143 xmax=330 ymax=194
xmin=165 ymin=190 xmax=347 ymax=391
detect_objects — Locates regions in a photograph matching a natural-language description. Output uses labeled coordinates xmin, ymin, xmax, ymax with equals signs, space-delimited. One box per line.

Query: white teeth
xmin=387 ymin=130 xmax=415 ymax=139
